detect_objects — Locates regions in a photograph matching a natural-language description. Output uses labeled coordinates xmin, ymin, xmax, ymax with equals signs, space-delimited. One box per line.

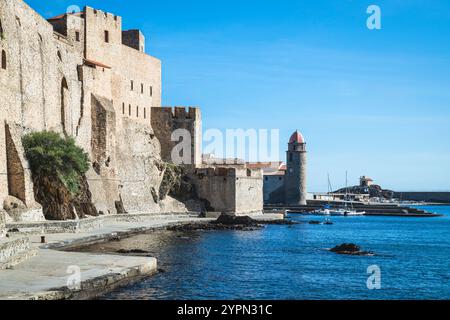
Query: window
xmin=122 ymin=103 xmax=125 ymax=114
xmin=136 ymin=106 xmax=139 ymax=117
xmin=1 ymin=50 xmax=6 ymax=70
xmin=129 ymin=104 xmax=131 ymax=116
xmin=57 ymin=50 xmax=62 ymax=61
xmin=289 ymin=153 xmax=293 ymax=162
xmin=0 ymin=19 xmax=4 ymax=39
xmin=130 ymin=80 xmax=134 ymax=91
xmin=144 ymin=108 xmax=146 ymax=119
xmin=150 ymin=86 xmax=153 ymax=97
xmin=141 ymin=83 xmax=144 ymax=94
xmin=104 ymin=30 xmax=109 ymax=43
xmin=75 ymin=31 xmax=80 ymax=42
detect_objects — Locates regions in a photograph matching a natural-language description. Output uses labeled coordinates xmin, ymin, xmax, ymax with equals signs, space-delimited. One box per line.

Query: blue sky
xmin=27 ymin=0 xmax=450 ymax=191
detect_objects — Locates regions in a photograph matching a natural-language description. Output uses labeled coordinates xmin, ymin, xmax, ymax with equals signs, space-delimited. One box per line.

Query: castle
xmin=0 ymin=0 xmax=263 ymax=225
xmin=249 ymin=130 xmax=308 ymax=205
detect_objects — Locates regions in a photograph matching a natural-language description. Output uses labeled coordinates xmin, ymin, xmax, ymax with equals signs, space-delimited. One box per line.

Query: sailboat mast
xmin=345 ymin=171 xmax=348 ymax=209
xmin=327 ymin=173 xmax=331 ymax=206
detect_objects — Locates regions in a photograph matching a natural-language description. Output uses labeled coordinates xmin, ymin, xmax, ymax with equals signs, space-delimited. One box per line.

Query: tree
xmin=22 ymin=131 xmax=89 ymax=195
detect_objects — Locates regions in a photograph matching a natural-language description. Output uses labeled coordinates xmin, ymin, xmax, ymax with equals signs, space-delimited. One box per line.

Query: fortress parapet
xmin=152 ymin=106 xmax=200 ymax=119
xmin=151 ymin=107 xmax=202 ymax=167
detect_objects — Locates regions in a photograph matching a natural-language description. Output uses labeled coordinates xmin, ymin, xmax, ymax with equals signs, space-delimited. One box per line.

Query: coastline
xmin=0 ymin=212 xmax=283 ymax=300
xmin=98 ymin=206 xmax=450 ymax=300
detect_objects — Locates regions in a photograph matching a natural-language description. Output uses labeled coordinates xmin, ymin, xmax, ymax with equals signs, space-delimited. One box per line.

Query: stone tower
xmin=284 ymin=130 xmax=307 ymax=205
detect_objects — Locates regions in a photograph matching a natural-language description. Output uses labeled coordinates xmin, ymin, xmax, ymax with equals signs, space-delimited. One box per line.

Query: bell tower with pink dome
xmin=285 ymin=130 xmax=308 ymax=205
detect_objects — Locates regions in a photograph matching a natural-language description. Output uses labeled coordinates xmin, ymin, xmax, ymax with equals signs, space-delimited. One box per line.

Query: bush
xmin=22 ymin=131 xmax=90 ymax=195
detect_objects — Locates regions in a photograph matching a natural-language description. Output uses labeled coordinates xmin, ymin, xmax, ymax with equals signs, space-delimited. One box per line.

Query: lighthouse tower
xmin=284 ymin=130 xmax=307 ymax=205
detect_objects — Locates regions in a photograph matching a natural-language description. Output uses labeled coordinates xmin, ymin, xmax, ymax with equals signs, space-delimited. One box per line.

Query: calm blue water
xmin=102 ymin=206 xmax=450 ymax=300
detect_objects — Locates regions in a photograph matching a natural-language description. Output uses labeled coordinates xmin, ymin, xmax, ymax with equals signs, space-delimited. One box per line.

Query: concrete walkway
xmin=0 ymin=215 xmax=212 ymax=300
xmin=35 ymin=215 xmax=215 ymax=250
xmin=0 ymin=249 xmax=156 ymax=300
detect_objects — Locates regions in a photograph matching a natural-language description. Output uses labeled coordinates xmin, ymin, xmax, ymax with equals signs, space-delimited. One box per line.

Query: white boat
xmin=330 ymin=172 xmax=366 ymax=216
xmin=311 ymin=173 xmax=366 ymax=216
xmin=325 ymin=208 xmax=365 ymax=216
xmin=313 ymin=208 xmax=331 ymax=215
xmin=345 ymin=211 xmax=366 ymax=216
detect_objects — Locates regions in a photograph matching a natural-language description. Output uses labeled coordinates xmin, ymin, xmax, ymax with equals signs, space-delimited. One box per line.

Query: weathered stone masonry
xmin=0 ymin=0 xmax=264 ymax=221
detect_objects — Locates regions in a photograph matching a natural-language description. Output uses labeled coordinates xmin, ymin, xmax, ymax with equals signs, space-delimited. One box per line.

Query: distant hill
xmin=334 ymin=185 xmax=395 ymax=199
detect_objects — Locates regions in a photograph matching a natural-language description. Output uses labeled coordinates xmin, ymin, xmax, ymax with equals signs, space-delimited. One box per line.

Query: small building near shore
xmin=360 ymin=176 xmax=374 ymax=187
xmin=247 ymin=162 xmax=286 ymax=203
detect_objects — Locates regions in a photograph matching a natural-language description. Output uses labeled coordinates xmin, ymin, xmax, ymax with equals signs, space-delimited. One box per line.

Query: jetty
xmin=265 ymin=200 xmax=443 ymax=217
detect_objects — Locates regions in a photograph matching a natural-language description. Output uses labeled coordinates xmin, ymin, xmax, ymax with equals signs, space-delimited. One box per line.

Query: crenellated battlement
xmin=151 ymin=107 xmax=202 ymax=166
xmin=85 ymin=6 xmax=121 ymax=24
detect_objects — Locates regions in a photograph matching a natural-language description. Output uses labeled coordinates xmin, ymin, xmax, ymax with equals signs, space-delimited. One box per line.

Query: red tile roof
xmin=289 ymin=130 xmax=305 ymax=144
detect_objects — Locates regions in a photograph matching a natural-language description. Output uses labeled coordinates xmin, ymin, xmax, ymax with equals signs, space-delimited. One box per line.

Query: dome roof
xmin=289 ymin=130 xmax=305 ymax=144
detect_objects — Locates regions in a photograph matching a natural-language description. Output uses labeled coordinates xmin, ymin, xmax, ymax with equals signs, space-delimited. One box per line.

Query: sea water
xmin=102 ymin=206 xmax=450 ymax=300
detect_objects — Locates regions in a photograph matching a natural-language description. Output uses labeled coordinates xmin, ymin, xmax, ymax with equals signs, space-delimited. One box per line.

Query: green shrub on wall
xmin=22 ymin=131 xmax=90 ymax=195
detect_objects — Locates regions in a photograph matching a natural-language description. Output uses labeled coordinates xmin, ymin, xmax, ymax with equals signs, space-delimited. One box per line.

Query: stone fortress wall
xmin=151 ymin=107 xmax=202 ymax=167
xmin=0 ymin=0 xmax=84 ymax=221
xmin=0 ymin=210 xmax=5 ymax=238
xmin=192 ymin=167 xmax=263 ymax=215
xmin=0 ymin=0 xmax=263 ymax=221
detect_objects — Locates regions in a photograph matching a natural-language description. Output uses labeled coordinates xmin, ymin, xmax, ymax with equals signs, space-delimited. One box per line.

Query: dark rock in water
xmin=168 ymin=222 xmax=263 ymax=232
xmin=158 ymin=268 xmax=166 ymax=274
xmin=330 ymin=243 xmax=374 ymax=256
xmin=309 ymin=220 xmax=321 ymax=225
xmin=168 ymin=214 xmax=299 ymax=232
xmin=331 ymin=243 xmax=360 ymax=253
xmin=168 ymin=214 xmax=264 ymax=232
xmin=117 ymin=249 xmax=151 ymax=255
xmin=212 ymin=214 xmax=259 ymax=226
xmin=264 ymin=219 xmax=300 ymax=225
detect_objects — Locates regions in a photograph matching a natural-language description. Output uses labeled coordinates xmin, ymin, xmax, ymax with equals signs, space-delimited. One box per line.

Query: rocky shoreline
xmin=167 ymin=214 xmax=298 ymax=232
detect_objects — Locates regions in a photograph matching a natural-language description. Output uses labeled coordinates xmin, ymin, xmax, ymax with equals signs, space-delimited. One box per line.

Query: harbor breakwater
xmin=265 ymin=202 xmax=442 ymax=217
xmin=392 ymin=192 xmax=450 ymax=204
